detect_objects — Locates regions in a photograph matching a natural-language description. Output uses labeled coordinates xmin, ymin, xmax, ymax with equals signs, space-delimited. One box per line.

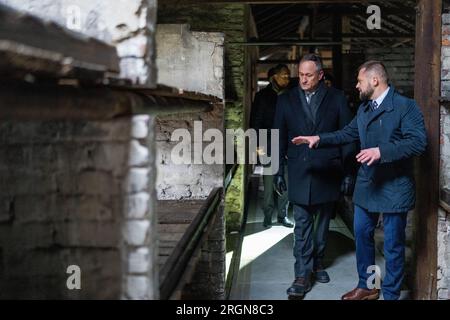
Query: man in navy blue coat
xmin=293 ymin=61 xmax=427 ymax=300
xmin=273 ymin=54 xmax=356 ymax=299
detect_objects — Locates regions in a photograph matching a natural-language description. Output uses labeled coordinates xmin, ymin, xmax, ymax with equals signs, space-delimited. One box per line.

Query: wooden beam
xmin=281 ymin=33 xmax=414 ymax=39
xmin=281 ymin=7 xmax=416 ymax=15
xmin=256 ymin=58 xmax=331 ymax=63
xmin=238 ymin=40 xmax=349 ymax=45
xmin=164 ymin=0 xmax=363 ymax=3
xmin=0 ymin=4 xmax=119 ymax=81
xmin=0 ymin=83 xmax=214 ymax=120
xmin=413 ymin=0 xmax=441 ymax=300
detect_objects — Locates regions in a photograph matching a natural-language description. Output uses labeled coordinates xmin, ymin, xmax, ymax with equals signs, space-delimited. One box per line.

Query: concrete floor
xmin=229 ymin=178 xmax=394 ymax=300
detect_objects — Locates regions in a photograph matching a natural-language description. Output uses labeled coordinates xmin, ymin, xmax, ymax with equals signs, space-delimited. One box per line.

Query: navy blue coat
xmin=274 ymin=84 xmax=356 ymax=206
xmin=319 ymin=86 xmax=427 ymax=213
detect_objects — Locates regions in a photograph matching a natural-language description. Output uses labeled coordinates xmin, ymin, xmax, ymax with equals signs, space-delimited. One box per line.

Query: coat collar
xmin=288 ymin=87 xmax=314 ymax=132
xmin=363 ymin=85 xmax=395 ymax=113
xmin=363 ymin=85 xmax=395 ymax=127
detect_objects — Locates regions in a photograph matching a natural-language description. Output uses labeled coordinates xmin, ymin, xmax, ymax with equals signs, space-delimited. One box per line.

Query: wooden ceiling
xmin=251 ymin=0 xmax=416 ymax=59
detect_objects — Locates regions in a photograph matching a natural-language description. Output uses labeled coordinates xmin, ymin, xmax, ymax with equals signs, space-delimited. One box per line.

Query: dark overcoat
xmin=274 ymin=82 xmax=356 ymax=205
xmin=319 ymin=86 xmax=427 ymax=213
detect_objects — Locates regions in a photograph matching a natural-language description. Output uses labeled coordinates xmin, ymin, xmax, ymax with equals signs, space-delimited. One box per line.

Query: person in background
xmin=251 ymin=64 xmax=294 ymax=229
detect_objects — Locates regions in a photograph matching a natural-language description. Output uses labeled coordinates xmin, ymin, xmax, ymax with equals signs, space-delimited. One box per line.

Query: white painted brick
xmin=131 ymin=115 xmax=151 ymax=139
xmin=126 ymin=276 xmax=150 ymax=300
xmin=128 ymin=140 xmax=149 ymax=167
xmin=123 ymin=220 xmax=150 ymax=246
xmin=125 ymin=192 xmax=151 ymax=219
xmin=123 ymin=168 xmax=150 ymax=194
xmin=128 ymin=248 xmax=150 ymax=273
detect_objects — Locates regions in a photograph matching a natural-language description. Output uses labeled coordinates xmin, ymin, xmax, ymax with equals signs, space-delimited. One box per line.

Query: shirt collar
xmin=373 ymin=86 xmax=390 ymax=107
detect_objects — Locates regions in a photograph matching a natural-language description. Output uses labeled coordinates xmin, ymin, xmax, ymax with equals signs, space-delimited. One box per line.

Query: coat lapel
xmin=289 ymin=88 xmax=314 ymax=133
xmin=312 ymin=82 xmax=328 ymax=131
xmin=364 ymin=86 xmax=395 ymax=129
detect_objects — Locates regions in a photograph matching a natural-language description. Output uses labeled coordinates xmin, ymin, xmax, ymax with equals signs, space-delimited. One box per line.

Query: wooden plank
xmin=159 ymin=232 xmax=185 ymax=242
xmin=159 ymin=256 xmax=169 ymax=266
xmin=156 ymin=200 xmax=203 ymax=224
xmin=159 ymin=240 xmax=179 ymax=248
xmin=0 ymin=4 xmax=119 ymax=80
xmin=157 ymin=224 xmax=191 ymax=234
xmin=159 ymin=188 xmax=222 ymax=299
xmin=159 ymin=247 xmax=175 ymax=256
xmin=413 ymin=0 xmax=441 ymax=300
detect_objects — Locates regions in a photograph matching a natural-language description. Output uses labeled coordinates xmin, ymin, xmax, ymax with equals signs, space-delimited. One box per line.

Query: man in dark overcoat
xmin=273 ymin=54 xmax=356 ymax=298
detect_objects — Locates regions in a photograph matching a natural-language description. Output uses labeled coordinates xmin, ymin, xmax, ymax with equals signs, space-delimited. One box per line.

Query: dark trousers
xmin=292 ymin=202 xmax=333 ymax=278
xmin=263 ymin=174 xmax=289 ymax=224
xmin=354 ymin=205 xmax=407 ymax=300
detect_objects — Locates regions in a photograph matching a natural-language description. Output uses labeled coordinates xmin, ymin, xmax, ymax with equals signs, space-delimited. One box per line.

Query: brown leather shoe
xmin=341 ymin=288 xmax=379 ymax=300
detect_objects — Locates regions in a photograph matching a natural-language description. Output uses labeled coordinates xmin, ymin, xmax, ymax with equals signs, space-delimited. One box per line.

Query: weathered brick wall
xmin=158 ymin=3 xmax=251 ymax=231
xmin=155 ymin=105 xmax=224 ymax=200
xmin=438 ymin=13 xmax=450 ymax=300
xmin=155 ymin=24 xmax=225 ymax=200
xmin=156 ymin=24 xmax=224 ymax=99
xmin=0 ymin=116 xmax=158 ymax=299
xmin=153 ymin=22 xmax=226 ymax=298
xmin=438 ymin=208 xmax=450 ymax=299
xmin=1 ymin=0 xmax=157 ymax=86
xmin=365 ymin=47 xmax=415 ymax=97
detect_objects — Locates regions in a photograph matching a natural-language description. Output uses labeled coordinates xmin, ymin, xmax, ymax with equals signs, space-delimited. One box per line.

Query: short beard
xmin=360 ymin=85 xmax=374 ymax=101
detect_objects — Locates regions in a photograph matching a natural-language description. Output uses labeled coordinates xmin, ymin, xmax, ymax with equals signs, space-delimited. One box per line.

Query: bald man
xmin=292 ymin=60 xmax=427 ymax=300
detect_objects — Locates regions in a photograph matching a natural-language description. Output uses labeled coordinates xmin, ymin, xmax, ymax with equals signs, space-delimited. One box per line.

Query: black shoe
xmin=313 ymin=269 xmax=330 ymax=283
xmin=313 ymin=260 xmax=330 ymax=283
xmin=277 ymin=217 xmax=294 ymax=228
xmin=286 ymin=277 xmax=312 ymax=298
xmin=262 ymin=220 xmax=272 ymax=228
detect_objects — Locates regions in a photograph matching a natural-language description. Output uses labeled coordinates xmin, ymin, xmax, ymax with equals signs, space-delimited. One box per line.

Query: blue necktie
xmin=370 ymin=100 xmax=378 ymax=111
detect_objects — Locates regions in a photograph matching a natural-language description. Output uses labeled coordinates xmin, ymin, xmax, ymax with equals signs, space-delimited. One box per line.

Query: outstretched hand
xmin=291 ymin=135 xmax=320 ymax=148
xmin=356 ymin=147 xmax=381 ymax=166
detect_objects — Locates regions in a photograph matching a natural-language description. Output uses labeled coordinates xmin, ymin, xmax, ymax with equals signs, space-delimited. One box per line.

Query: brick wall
xmin=1 ymin=0 xmax=157 ymax=86
xmin=158 ymin=3 xmax=253 ymax=232
xmin=155 ymin=105 xmax=224 ymax=200
xmin=155 ymin=24 xmax=225 ymax=200
xmin=439 ymin=13 xmax=450 ymax=300
xmin=438 ymin=208 xmax=450 ymax=299
xmin=0 ymin=115 xmax=158 ymax=299
xmin=365 ymin=47 xmax=415 ymax=97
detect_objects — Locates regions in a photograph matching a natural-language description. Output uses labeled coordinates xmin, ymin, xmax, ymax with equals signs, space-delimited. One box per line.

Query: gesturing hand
xmin=291 ymin=135 xmax=320 ymax=148
xmin=356 ymin=147 xmax=381 ymax=166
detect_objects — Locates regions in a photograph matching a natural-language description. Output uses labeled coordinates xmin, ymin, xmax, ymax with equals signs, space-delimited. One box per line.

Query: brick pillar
xmin=121 ymin=115 xmax=159 ymax=299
